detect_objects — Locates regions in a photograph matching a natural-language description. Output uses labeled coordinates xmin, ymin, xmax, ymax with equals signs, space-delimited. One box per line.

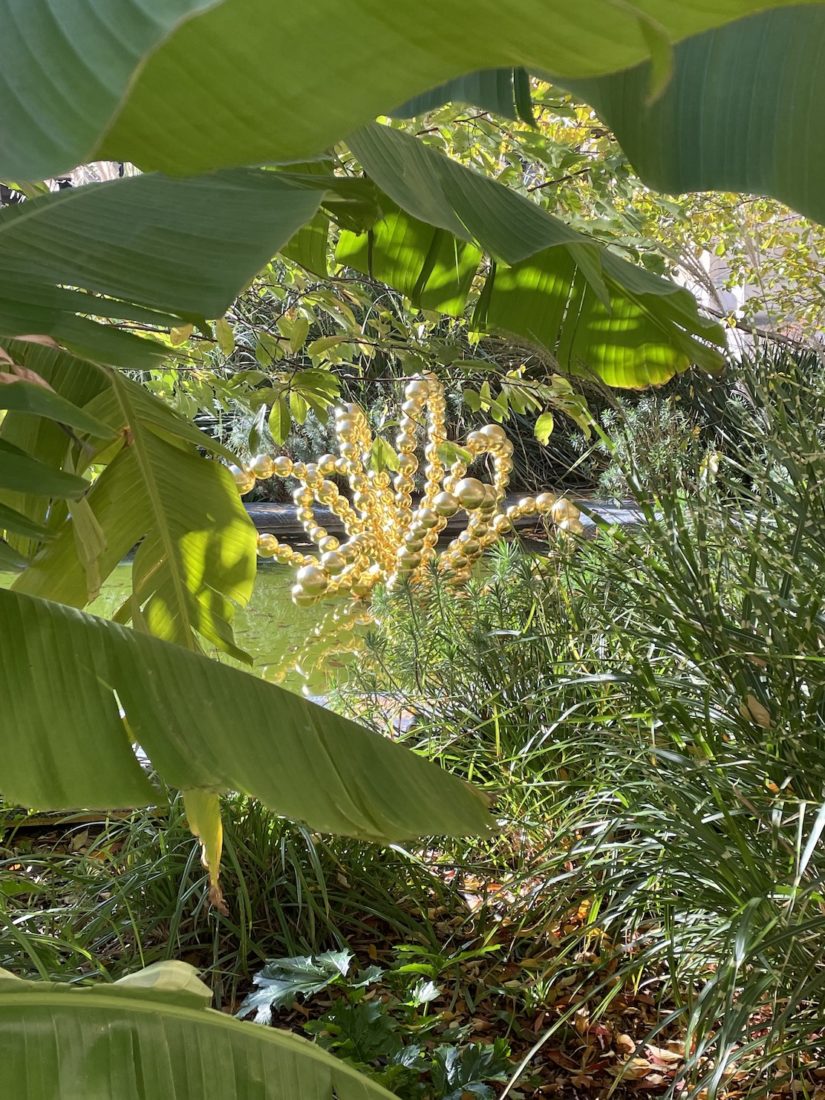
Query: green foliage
xmin=0 ymin=791 xmax=454 ymax=999
xmin=1 ymin=339 xmax=255 ymax=650
xmin=589 ymin=393 xmax=704 ymax=499
xmin=0 ymin=170 xmax=323 ymax=366
xmin=565 ymin=8 xmax=825 ymax=226
xmin=1 ymin=1 xmax=808 ymax=179
xmin=342 ymin=124 xmax=725 ymax=386
xmin=246 ymin=949 xmax=513 ymax=1098
xmin=347 ymin=351 xmax=825 ymax=1094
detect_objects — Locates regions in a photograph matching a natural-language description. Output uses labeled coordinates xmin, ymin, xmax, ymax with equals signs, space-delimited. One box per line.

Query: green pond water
xmin=2 ymin=563 xmax=329 ymax=692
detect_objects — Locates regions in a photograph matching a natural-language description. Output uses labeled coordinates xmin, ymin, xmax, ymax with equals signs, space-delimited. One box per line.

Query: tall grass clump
xmin=346 ymin=350 xmax=825 ymax=1095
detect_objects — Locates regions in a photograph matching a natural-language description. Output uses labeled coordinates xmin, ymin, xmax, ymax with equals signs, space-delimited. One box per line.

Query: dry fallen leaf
xmin=616 ymin=1033 xmax=636 ymax=1055
xmin=740 ymin=694 xmax=772 ymax=728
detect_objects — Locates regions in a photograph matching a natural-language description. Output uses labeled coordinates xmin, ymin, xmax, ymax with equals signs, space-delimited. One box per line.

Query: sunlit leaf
xmin=0 ymin=587 xmax=494 ymax=842
xmin=1 ymin=0 xmax=811 ymax=178
xmin=534 ymin=411 xmax=555 ymax=445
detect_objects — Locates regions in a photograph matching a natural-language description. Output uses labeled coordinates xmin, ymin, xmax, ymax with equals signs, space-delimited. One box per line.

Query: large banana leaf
xmin=390 ymin=68 xmax=534 ymax=123
xmin=14 ymin=372 xmax=256 ymax=656
xmin=562 ymin=7 xmax=825 ymax=227
xmin=0 ymin=961 xmax=396 ymax=1099
xmin=0 ymin=170 xmax=322 ymax=365
xmin=0 ymin=0 xmax=815 ymax=179
xmin=341 ymin=125 xmax=725 ymax=386
xmin=0 ymin=587 xmax=492 ymax=840
xmin=0 ymin=144 xmax=724 ymax=387
xmin=0 ymin=340 xmax=255 ymax=654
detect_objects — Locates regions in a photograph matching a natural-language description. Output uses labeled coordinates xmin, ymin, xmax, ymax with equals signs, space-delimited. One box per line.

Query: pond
xmin=1 ymin=563 xmax=330 ymax=693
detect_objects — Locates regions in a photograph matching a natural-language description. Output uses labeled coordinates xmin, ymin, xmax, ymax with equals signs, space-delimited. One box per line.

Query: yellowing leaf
xmin=535 ymin=410 xmax=555 ymax=445
xmin=740 ymin=694 xmax=772 ymax=729
xmin=184 ymin=789 xmax=226 ymax=914
xmin=215 ymin=317 xmax=235 ymax=356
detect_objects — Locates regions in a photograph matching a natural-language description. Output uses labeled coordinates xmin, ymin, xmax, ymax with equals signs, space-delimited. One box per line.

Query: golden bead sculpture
xmin=230 ymin=374 xmax=582 ymax=607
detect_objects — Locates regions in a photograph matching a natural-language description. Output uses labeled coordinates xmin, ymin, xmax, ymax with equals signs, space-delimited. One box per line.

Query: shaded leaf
xmin=0 ymin=170 xmax=322 ymax=365
xmin=390 ymin=68 xmax=534 ymax=122
xmin=0 ymin=437 xmax=87 ymax=498
xmin=564 ymin=7 xmax=825 ymax=226
xmin=0 ymin=588 xmax=494 ymax=841
xmin=0 ymin=377 xmax=115 ymax=438
xmin=215 ymin=317 xmax=235 ymax=355
xmin=269 ymin=396 xmax=291 ymax=445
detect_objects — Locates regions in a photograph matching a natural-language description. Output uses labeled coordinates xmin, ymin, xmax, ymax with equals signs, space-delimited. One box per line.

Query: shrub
xmin=345 ymin=350 xmax=825 ymax=1095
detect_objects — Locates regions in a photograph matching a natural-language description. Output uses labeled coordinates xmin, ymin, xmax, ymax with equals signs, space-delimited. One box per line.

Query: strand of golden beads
xmin=229 ymin=373 xmax=583 ymax=608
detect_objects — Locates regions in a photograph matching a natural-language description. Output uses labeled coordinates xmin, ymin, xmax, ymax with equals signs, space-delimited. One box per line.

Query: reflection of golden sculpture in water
xmin=231 ymin=373 xmax=582 ymax=609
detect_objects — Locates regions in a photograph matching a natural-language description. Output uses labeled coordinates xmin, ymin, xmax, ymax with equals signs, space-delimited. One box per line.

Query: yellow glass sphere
xmin=518 ymin=496 xmax=537 ymax=513
xmin=433 ymin=491 xmax=460 ymax=517
xmin=296 ymin=564 xmax=329 ymax=595
xmin=481 ymin=484 xmax=498 ymax=508
xmin=416 ymin=507 xmax=439 ymax=529
xmin=318 ymin=535 xmax=340 ymax=553
xmin=492 ymin=514 xmax=511 ymax=533
xmin=559 ymin=517 xmax=585 ymax=536
xmin=404 ymin=379 xmax=429 ymax=400
xmin=551 ymin=498 xmax=580 ymax=523
xmin=249 ymin=454 xmax=275 ymax=479
xmin=398 ymin=454 xmax=418 ymax=474
xmin=256 ymin=533 xmax=279 ymax=557
xmin=291 ymin=584 xmax=318 ymax=608
xmin=272 ymin=455 xmax=293 ymax=477
xmin=536 ymin=492 xmax=557 ymax=511
xmin=275 ymin=546 xmax=294 ymax=564
xmin=454 ymin=477 xmax=487 ymax=510
xmin=480 ymin=423 xmax=508 ymax=445
xmin=461 ymin=538 xmax=481 ymax=556
xmin=321 ymin=551 xmax=347 ymax=575
xmin=396 ymin=549 xmax=421 ymax=570
xmin=229 ymin=465 xmax=256 ymax=495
